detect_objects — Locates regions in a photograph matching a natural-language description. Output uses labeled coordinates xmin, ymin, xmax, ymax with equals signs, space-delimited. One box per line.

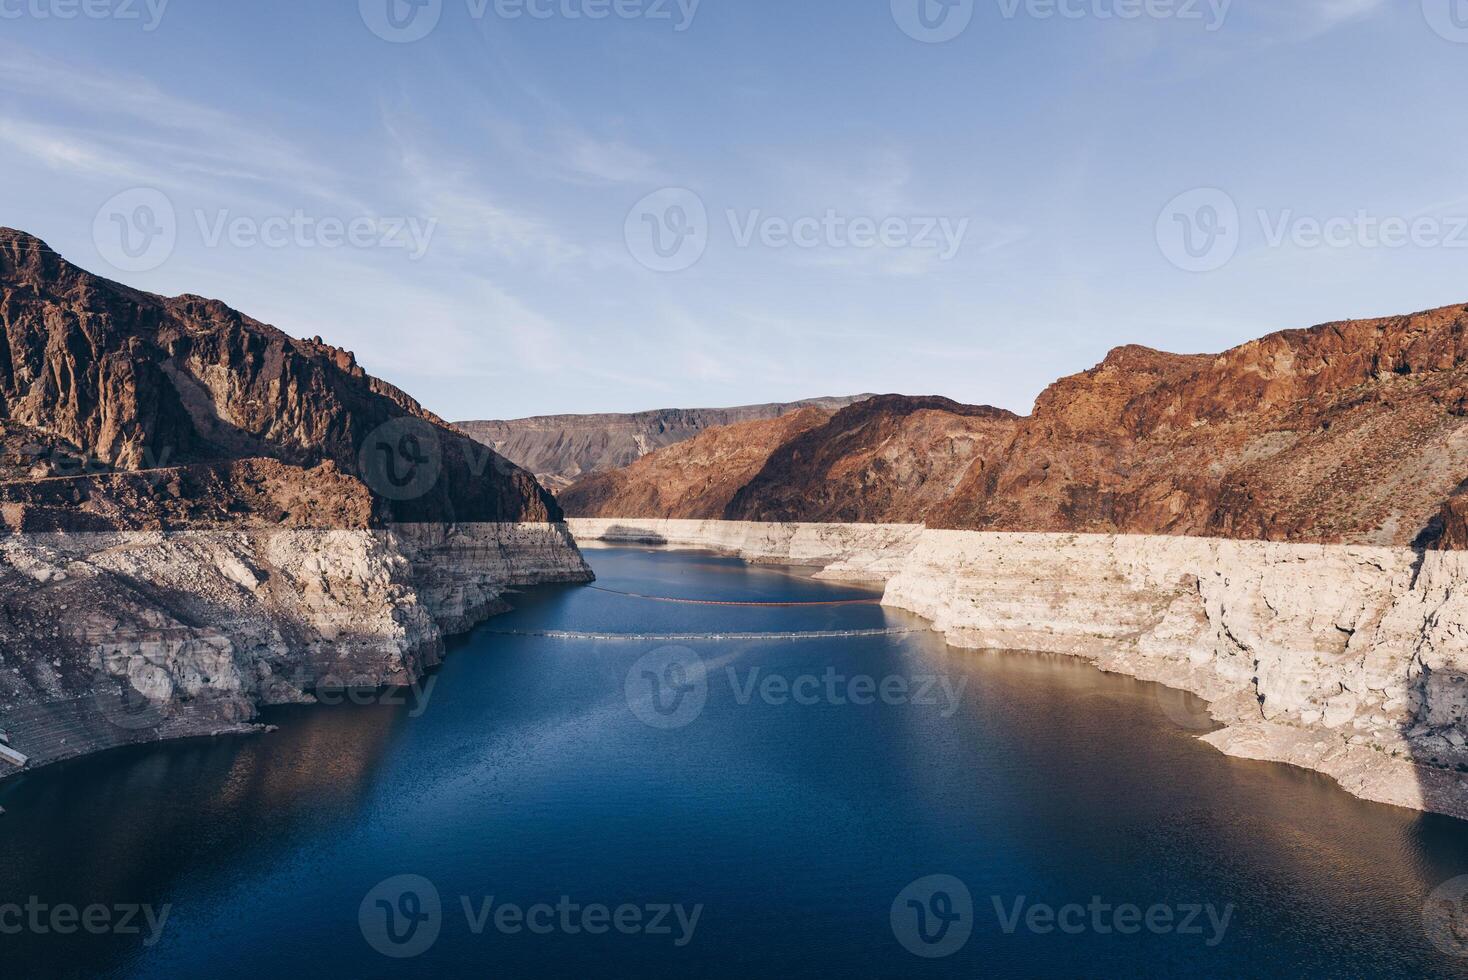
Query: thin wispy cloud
xmin=0 ymin=44 xmax=366 ymax=212
xmin=1 ymin=3 xmax=1460 ymax=420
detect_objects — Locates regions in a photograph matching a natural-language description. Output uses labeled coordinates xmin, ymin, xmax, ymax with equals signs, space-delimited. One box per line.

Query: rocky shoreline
xmin=0 ymin=522 xmax=592 ymax=778
xmin=568 ymin=518 xmax=1468 ymax=821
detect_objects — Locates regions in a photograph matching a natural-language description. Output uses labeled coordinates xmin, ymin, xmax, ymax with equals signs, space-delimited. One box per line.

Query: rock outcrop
xmin=932 ymin=308 xmax=1468 ymax=546
xmin=0 ymin=229 xmax=592 ymax=776
xmin=725 ymin=396 xmax=1020 ymax=524
xmin=563 ymin=305 xmax=1468 ymax=549
xmin=562 ymin=395 xmax=1020 ymax=523
xmin=456 ymin=395 xmax=872 ymax=491
xmin=568 ymin=518 xmax=1468 ymax=820
xmin=0 ymin=228 xmax=560 ymax=527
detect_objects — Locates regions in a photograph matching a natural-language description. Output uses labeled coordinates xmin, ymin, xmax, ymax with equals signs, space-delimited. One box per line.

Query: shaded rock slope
xmin=0 ymin=228 xmax=559 ymax=530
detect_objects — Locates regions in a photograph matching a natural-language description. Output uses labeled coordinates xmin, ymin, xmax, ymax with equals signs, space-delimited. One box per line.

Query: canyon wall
xmin=0 ymin=229 xmax=595 ymax=778
xmin=567 ymin=518 xmax=1468 ymax=820
xmin=0 ymin=523 xmax=591 ymax=774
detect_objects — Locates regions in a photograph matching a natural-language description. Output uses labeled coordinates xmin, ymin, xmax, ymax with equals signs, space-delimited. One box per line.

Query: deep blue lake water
xmin=2 ymin=547 xmax=1468 ymax=978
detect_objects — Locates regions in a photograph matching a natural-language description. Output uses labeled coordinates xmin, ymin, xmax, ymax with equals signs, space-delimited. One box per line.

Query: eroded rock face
xmin=559 ymin=407 xmax=837 ymax=519
xmin=563 ymin=306 xmax=1468 ymax=548
xmin=563 ymin=395 xmax=1022 ymax=524
xmin=0 ymin=228 xmax=559 ymax=527
xmin=933 ymin=308 xmax=1468 ymax=545
xmin=0 ymin=523 xmax=593 ymax=772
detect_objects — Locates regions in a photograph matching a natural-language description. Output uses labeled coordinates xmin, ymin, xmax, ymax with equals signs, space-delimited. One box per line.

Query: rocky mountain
xmin=558 ymin=406 xmax=836 ymax=519
xmin=561 ymin=395 xmax=1021 ymax=523
xmin=725 ymin=396 xmax=1020 ymax=524
xmin=0 ymin=228 xmax=559 ymax=530
xmin=563 ymin=304 xmax=1468 ymax=548
xmin=456 ymin=395 xmax=872 ymax=490
xmin=0 ymin=229 xmax=590 ymax=777
xmin=931 ymin=306 xmax=1468 ymax=547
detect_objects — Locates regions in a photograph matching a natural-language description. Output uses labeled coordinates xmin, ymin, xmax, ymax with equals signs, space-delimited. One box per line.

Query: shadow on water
xmin=0 ymin=691 xmax=421 ymax=978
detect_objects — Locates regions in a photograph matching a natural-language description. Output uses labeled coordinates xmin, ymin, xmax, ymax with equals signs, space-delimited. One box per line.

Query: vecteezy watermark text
xmin=624 ymin=647 xmax=969 ymax=729
xmin=0 ymin=898 xmax=171 ymax=946
xmin=994 ymin=0 xmax=1231 ymax=29
xmin=195 ymin=210 xmax=437 ymax=260
xmin=992 ymin=895 xmax=1234 ymax=946
xmin=891 ymin=0 xmax=1231 ymax=43
xmin=1157 ymin=187 xmax=1468 ymax=272
xmin=358 ymin=875 xmax=701 ymax=959
xmin=93 ymin=189 xmax=440 ymax=274
xmin=891 ymin=875 xmax=1235 ymax=958
xmin=727 ymin=666 xmax=967 ymax=716
xmin=727 ymin=210 xmax=969 ymax=261
xmin=0 ymin=0 xmax=168 ymax=30
xmin=625 ymin=188 xmax=971 ymax=272
xmin=360 ymin=0 xmax=700 ymax=43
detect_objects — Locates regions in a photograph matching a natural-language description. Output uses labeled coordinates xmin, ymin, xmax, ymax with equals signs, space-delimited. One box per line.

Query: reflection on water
xmin=1 ymin=547 xmax=1466 ymax=978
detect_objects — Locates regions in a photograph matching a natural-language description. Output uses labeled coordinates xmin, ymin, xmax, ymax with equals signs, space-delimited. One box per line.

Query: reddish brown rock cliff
xmin=0 ymin=229 xmax=557 ymax=529
xmin=563 ymin=306 xmax=1468 ymax=548
xmin=559 ymin=406 xmax=835 ymax=519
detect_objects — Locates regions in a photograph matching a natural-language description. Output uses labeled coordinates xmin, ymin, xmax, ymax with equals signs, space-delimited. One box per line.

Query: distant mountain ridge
xmin=456 ymin=395 xmax=873 ymax=490
xmin=562 ymin=303 xmax=1468 ymax=549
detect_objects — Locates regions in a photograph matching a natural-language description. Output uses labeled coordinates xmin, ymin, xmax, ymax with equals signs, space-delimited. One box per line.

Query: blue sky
xmin=2 ymin=0 xmax=1466 ymax=420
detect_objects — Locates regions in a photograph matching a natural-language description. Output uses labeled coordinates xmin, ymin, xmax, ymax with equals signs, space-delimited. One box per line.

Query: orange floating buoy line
xmin=584 ymin=585 xmax=882 ymax=608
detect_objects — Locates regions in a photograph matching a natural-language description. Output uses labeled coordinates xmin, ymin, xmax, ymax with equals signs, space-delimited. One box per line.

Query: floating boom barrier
xmin=486 ymin=627 xmax=931 ymax=642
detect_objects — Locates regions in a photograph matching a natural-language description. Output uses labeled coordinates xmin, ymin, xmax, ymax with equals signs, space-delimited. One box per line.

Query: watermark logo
xmin=0 ymin=0 xmax=170 ymax=30
xmin=1158 ymin=187 xmax=1468 ymax=273
xmin=91 ymin=662 xmax=171 ymax=732
xmin=625 ymin=646 xmax=708 ymax=729
xmin=1156 ymin=187 xmax=1239 ymax=273
xmin=358 ymin=417 xmax=443 ymax=502
xmin=93 ymin=188 xmax=176 ymax=274
xmin=625 ymin=188 xmax=708 ymax=273
xmin=360 ymin=875 xmax=443 ymax=959
xmin=892 ymin=0 xmax=975 ymax=42
xmin=359 ymin=0 xmax=443 ymax=41
xmin=892 ymin=874 xmax=974 ymax=958
xmin=1423 ymin=0 xmax=1468 ymax=42
xmin=1154 ymin=684 xmax=1217 ymax=732
xmin=1424 ymin=875 xmax=1468 ymax=958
